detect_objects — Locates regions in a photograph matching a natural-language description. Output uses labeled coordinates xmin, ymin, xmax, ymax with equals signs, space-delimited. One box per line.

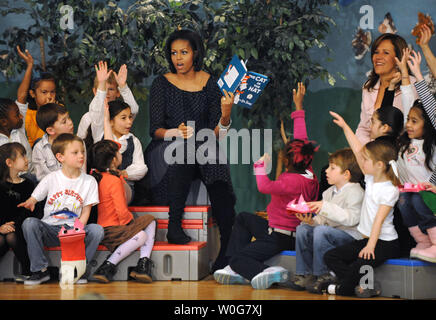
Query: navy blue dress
xmin=144 ymin=74 xmax=234 ymax=205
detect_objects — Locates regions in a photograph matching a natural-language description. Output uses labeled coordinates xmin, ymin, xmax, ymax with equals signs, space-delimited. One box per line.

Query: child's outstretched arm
xmin=292 ymin=82 xmax=308 ymax=141
xmin=103 ymin=100 xmax=114 ymax=140
xmin=114 ymin=64 xmax=139 ymax=117
xmin=254 ymin=153 xmax=295 ymax=195
xmin=418 ymin=24 xmax=436 ymax=79
xmin=359 ymin=204 xmax=392 ymax=260
xmin=17 ymin=196 xmax=38 ymax=212
xmin=16 ymin=46 xmax=34 ymax=105
xmin=330 ymin=111 xmax=366 ymax=173
xmin=408 ymin=50 xmax=436 ymax=130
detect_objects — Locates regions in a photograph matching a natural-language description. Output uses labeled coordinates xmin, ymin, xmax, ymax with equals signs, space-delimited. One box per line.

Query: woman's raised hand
xmin=220 ymin=89 xmax=234 ymax=119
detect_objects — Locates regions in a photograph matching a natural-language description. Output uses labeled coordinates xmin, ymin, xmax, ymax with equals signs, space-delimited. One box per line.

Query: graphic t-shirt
xmin=32 ymin=170 xmax=99 ymax=226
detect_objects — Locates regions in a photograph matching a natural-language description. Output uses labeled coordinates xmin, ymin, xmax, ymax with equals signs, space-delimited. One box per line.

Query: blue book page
xmin=217 ymin=55 xmax=247 ymax=95
xmin=234 ymin=71 xmax=269 ymax=109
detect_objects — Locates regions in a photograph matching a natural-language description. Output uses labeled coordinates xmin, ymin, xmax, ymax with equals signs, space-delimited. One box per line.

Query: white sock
xmin=223 ymin=265 xmax=238 ymax=275
xmin=328 ymin=284 xmax=336 ymax=295
xmin=139 ymin=221 xmax=156 ymax=259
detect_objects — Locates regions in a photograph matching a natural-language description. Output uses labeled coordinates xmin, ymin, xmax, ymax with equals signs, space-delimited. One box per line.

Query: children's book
xmin=217 ymin=54 xmax=269 ymax=109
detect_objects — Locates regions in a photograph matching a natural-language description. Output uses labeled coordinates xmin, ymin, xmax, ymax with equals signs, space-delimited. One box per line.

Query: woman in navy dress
xmin=144 ymin=29 xmax=236 ymax=272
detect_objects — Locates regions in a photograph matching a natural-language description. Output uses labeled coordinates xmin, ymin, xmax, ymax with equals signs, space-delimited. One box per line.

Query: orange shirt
xmin=25 ymin=108 xmax=45 ymax=147
xmin=97 ymin=172 xmax=133 ymax=228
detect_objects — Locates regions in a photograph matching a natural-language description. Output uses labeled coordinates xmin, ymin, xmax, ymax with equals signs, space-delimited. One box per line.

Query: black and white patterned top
xmin=146 ymin=74 xmax=233 ymax=188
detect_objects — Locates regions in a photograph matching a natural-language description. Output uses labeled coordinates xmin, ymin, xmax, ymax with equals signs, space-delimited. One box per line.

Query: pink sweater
xmin=255 ymin=110 xmax=319 ymax=231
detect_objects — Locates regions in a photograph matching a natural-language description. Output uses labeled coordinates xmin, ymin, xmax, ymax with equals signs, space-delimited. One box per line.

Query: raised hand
xmin=329 ymin=111 xmax=348 ymax=129
xmin=220 ymin=89 xmax=234 ymax=120
xmin=407 ymin=50 xmax=423 ymax=82
xmin=114 ymin=64 xmax=128 ymax=89
xmin=94 ymin=61 xmax=113 ymax=85
xmin=293 ymin=82 xmax=306 ymax=111
xmin=17 ymin=45 xmax=34 ymax=67
xmin=417 ymin=24 xmax=433 ymax=48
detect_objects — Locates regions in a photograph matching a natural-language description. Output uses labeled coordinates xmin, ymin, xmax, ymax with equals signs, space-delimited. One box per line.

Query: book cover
xmin=234 ymin=71 xmax=270 ymax=109
xmin=217 ymin=54 xmax=247 ymax=94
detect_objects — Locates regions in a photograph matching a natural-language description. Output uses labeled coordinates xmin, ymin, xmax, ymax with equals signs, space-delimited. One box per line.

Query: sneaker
xmin=24 ymin=269 xmax=50 ymax=285
xmin=15 ymin=274 xmax=31 ymax=284
xmin=355 ymin=281 xmax=381 ymax=298
xmin=129 ymin=257 xmax=154 ymax=283
xmin=307 ymin=273 xmax=337 ymax=294
xmin=281 ymin=274 xmax=316 ymax=291
xmin=76 ymin=277 xmax=88 ymax=284
xmin=213 ymin=265 xmax=249 ymax=285
xmin=91 ymin=260 xmax=117 ymax=283
xmin=251 ymin=266 xmax=290 ymax=290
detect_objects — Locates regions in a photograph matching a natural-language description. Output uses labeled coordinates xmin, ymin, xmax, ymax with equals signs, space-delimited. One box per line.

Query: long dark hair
xmin=374 ymin=105 xmax=404 ymax=146
xmin=363 ymin=33 xmax=408 ymax=92
xmin=88 ymin=140 xmax=120 ymax=183
xmin=0 ymin=142 xmax=26 ymax=187
xmin=398 ymin=100 xmax=436 ymax=171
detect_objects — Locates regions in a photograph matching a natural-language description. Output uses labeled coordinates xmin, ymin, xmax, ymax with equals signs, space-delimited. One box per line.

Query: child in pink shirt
xmin=214 ymin=82 xmax=319 ymax=290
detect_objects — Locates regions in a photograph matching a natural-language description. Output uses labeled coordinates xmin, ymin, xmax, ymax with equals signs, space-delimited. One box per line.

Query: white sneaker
xmin=213 ymin=265 xmax=249 ymax=285
xmin=251 ymin=266 xmax=289 ymax=290
xmin=76 ymin=277 xmax=88 ymax=284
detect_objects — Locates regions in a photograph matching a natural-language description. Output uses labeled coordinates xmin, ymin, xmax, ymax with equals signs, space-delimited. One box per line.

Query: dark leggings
xmin=227 ymin=212 xmax=295 ymax=281
xmin=324 ymin=238 xmax=400 ymax=296
xmin=168 ymin=163 xmax=236 ymax=269
xmin=0 ymin=229 xmax=31 ymax=275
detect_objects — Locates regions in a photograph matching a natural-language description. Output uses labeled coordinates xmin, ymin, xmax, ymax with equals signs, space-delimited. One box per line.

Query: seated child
xmin=88 ymin=139 xmax=156 ymax=283
xmin=32 ymin=103 xmax=80 ymax=181
xmin=0 ymin=98 xmax=33 ymax=174
xmin=18 ymin=133 xmax=104 ymax=285
xmin=322 ymin=112 xmax=402 ymax=298
xmin=0 ymin=142 xmax=42 ymax=283
xmin=213 ymin=82 xmax=319 ymax=290
xmin=288 ymin=148 xmax=364 ymax=294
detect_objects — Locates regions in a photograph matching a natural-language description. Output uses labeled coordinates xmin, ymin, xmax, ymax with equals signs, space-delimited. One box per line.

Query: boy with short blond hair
xmin=32 ymin=103 xmax=79 ymax=181
xmin=19 ymin=133 xmax=103 ymax=285
xmin=287 ymin=148 xmax=365 ymax=294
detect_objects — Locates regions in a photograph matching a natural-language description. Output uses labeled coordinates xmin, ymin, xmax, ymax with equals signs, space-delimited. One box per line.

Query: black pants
xmin=324 ymin=238 xmax=400 ymax=296
xmin=168 ymin=163 xmax=236 ymax=269
xmin=227 ymin=212 xmax=295 ymax=281
xmin=0 ymin=229 xmax=31 ymax=275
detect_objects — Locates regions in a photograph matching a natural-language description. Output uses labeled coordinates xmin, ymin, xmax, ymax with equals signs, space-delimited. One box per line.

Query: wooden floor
xmin=0 ymin=275 xmax=398 ymax=301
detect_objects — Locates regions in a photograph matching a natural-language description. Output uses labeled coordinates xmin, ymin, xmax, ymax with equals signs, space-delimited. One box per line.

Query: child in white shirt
xmin=19 ymin=133 xmax=103 ymax=285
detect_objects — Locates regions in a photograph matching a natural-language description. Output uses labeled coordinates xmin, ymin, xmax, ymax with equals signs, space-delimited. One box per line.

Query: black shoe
xmin=24 ymin=269 xmax=50 ymax=285
xmin=167 ymin=224 xmax=191 ymax=244
xmin=130 ymin=257 xmax=154 ymax=283
xmin=91 ymin=260 xmax=117 ymax=283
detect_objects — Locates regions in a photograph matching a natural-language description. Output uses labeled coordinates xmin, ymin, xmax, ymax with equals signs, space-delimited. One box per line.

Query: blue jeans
xmin=22 ymin=217 xmax=104 ymax=273
xmin=397 ymin=192 xmax=436 ymax=233
xmin=296 ymin=224 xmax=354 ymax=276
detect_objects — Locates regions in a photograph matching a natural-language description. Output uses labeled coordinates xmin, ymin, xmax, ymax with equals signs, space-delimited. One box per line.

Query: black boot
xmin=91 ymin=260 xmax=117 ymax=283
xmin=130 ymin=257 xmax=154 ymax=283
xmin=167 ymin=220 xmax=191 ymax=244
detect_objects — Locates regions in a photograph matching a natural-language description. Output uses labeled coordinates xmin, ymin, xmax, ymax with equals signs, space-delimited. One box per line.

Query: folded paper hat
xmin=58 ymin=218 xmax=87 ymax=285
xmin=399 ymin=183 xmax=426 ymax=193
xmin=286 ymin=194 xmax=312 ymax=214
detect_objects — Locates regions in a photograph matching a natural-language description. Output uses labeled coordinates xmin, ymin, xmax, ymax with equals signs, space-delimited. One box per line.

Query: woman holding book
xmin=144 ymin=29 xmax=236 ymax=272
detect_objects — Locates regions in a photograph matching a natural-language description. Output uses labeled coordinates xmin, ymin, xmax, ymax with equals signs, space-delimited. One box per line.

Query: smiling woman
xmin=143 ymin=29 xmax=236 ymax=273
xmin=355 ymin=33 xmax=418 ymax=145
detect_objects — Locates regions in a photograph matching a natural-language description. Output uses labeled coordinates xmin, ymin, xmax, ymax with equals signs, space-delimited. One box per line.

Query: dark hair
xmin=36 ymin=103 xmax=68 ymax=132
xmin=0 ymin=98 xmax=16 ymax=121
xmin=364 ymin=33 xmax=408 ymax=91
xmin=51 ymin=133 xmax=83 ymax=157
xmin=30 ymin=72 xmax=56 ymax=91
xmin=398 ymin=100 xmax=436 ymax=171
xmin=108 ymin=100 xmax=131 ymax=120
xmin=284 ymin=139 xmax=318 ymax=172
xmin=374 ymin=105 xmax=404 ymax=140
xmin=364 ymin=139 xmax=400 ymax=186
xmin=0 ymin=142 xmax=26 ymax=186
xmin=88 ymin=140 xmax=120 ymax=183
xmin=328 ymin=148 xmax=363 ymax=183
xmin=165 ymin=29 xmax=205 ymax=73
